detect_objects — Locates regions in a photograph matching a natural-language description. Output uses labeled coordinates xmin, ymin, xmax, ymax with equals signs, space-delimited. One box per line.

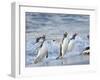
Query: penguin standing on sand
xmin=34 ymin=35 xmax=48 ymax=64
xmin=56 ymin=32 xmax=77 ymax=59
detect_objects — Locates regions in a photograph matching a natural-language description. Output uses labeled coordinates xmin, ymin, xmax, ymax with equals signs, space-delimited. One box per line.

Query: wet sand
xmin=26 ymin=54 xmax=89 ymax=67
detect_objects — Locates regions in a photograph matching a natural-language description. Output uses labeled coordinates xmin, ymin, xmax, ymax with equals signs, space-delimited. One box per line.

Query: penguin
xmin=32 ymin=36 xmax=43 ymax=45
xmin=82 ymin=35 xmax=90 ymax=55
xmin=82 ymin=47 xmax=90 ymax=55
xmin=34 ymin=35 xmax=48 ymax=64
xmin=56 ymin=32 xmax=77 ymax=59
xmin=56 ymin=32 xmax=69 ymax=59
xmin=67 ymin=33 xmax=77 ymax=51
xmin=36 ymin=37 xmax=42 ymax=43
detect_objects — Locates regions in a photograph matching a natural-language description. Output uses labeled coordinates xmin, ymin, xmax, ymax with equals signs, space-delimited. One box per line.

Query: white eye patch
xmin=39 ymin=38 xmax=44 ymax=43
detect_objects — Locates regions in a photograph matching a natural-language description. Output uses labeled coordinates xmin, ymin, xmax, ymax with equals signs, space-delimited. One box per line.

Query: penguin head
xmin=40 ymin=35 xmax=46 ymax=47
xmin=53 ymin=40 xmax=55 ymax=42
xmin=41 ymin=35 xmax=46 ymax=42
xmin=73 ymin=33 xmax=78 ymax=37
xmin=64 ymin=32 xmax=68 ymax=38
xmin=35 ymin=35 xmax=46 ymax=43
xmin=71 ymin=33 xmax=78 ymax=40
xmin=36 ymin=37 xmax=41 ymax=43
xmin=42 ymin=35 xmax=45 ymax=39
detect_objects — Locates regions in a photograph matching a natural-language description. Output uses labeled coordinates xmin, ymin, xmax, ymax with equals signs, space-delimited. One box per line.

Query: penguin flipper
xmin=60 ymin=44 xmax=62 ymax=56
xmin=56 ymin=44 xmax=62 ymax=60
xmin=46 ymin=52 xmax=48 ymax=58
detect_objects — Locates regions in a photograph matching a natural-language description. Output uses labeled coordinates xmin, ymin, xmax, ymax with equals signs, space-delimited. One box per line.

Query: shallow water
xmin=26 ymin=55 xmax=89 ymax=67
xmin=25 ymin=36 xmax=89 ymax=67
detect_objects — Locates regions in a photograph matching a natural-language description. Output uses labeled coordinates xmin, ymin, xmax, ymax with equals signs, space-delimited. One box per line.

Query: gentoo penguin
xmin=32 ymin=36 xmax=43 ymax=45
xmin=82 ymin=47 xmax=90 ymax=55
xmin=82 ymin=35 xmax=90 ymax=55
xmin=35 ymin=35 xmax=46 ymax=43
xmin=67 ymin=33 xmax=77 ymax=51
xmin=34 ymin=36 xmax=45 ymax=44
xmin=34 ymin=35 xmax=48 ymax=64
xmin=56 ymin=32 xmax=69 ymax=59
xmin=56 ymin=32 xmax=77 ymax=59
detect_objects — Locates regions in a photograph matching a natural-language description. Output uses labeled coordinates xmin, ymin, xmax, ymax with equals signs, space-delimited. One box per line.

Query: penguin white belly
xmin=67 ymin=40 xmax=75 ymax=51
xmin=82 ymin=49 xmax=89 ymax=54
xmin=34 ymin=44 xmax=48 ymax=64
xmin=62 ymin=38 xmax=69 ymax=57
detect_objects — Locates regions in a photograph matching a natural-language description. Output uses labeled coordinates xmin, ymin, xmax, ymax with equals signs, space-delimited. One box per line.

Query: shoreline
xmin=26 ymin=54 xmax=89 ymax=67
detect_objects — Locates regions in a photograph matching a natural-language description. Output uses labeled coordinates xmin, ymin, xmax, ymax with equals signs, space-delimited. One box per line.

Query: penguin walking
xmin=56 ymin=32 xmax=69 ymax=59
xmin=56 ymin=32 xmax=77 ymax=59
xmin=67 ymin=33 xmax=77 ymax=51
xmin=34 ymin=35 xmax=48 ymax=64
xmin=33 ymin=36 xmax=44 ymax=45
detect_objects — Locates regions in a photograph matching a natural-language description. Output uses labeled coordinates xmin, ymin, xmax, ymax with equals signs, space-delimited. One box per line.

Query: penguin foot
xmin=34 ymin=59 xmax=38 ymax=64
xmin=56 ymin=56 xmax=63 ymax=60
xmin=34 ymin=61 xmax=38 ymax=64
xmin=56 ymin=56 xmax=60 ymax=60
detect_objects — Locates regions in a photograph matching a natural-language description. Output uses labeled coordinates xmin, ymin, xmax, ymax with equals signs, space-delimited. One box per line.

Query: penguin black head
xmin=35 ymin=35 xmax=46 ymax=43
xmin=74 ymin=33 xmax=78 ymax=36
xmin=71 ymin=33 xmax=78 ymax=40
xmin=64 ymin=32 xmax=68 ymax=38
xmin=39 ymin=35 xmax=46 ymax=43
xmin=42 ymin=35 xmax=46 ymax=41
xmin=40 ymin=35 xmax=46 ymax=48
xmin=36 ymin=37 xmax=41 ymax=43
xmin=53 ymin=40 xmax=55 ymax=42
